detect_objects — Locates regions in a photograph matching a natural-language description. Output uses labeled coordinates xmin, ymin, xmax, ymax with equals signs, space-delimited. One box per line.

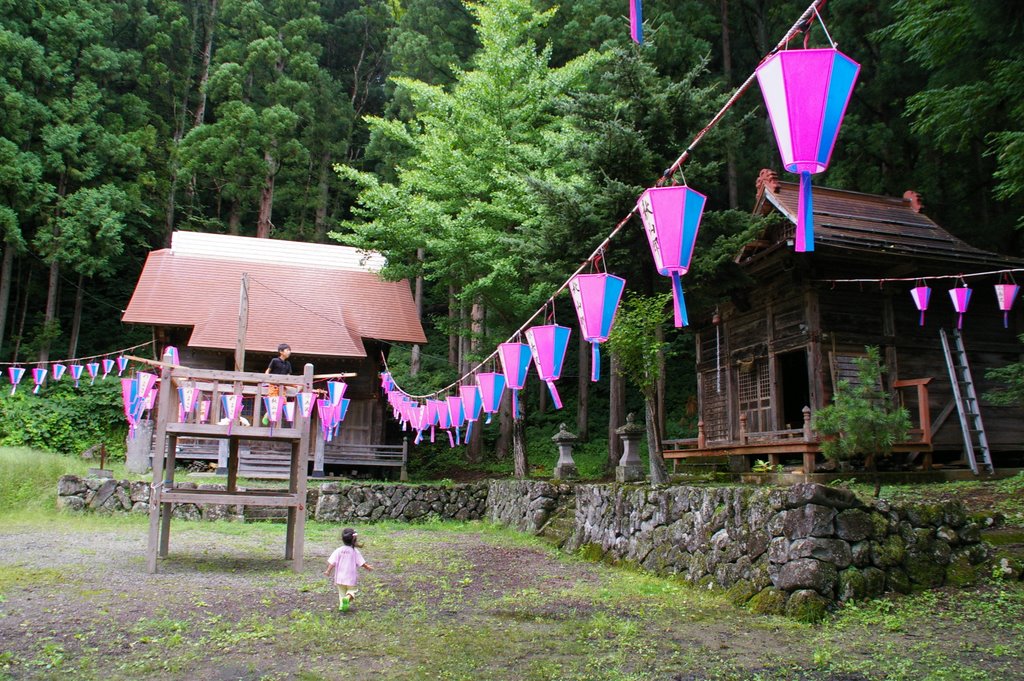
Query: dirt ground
xmin=1 ymin=516 xmax=1022 ymax=681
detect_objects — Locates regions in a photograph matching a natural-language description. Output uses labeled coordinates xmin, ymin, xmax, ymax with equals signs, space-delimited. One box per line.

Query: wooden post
xmin=400 ymin=436 xmax=409 ymax=482
xmin=287 ymin=363 xmax=314 ymax=571
xmin=234 ymin=273 xmax=249 ymax=372
xmin=739 ymin=412 xmax=748 ymax=444
xmin=147 ymin=362 xmax=176 ymax=573
xmin=227 ymin=438 xmax=240 ymax=492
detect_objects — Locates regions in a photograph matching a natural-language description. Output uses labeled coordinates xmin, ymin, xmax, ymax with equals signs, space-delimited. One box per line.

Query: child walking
xmin=325 ymin=528 xmax=373 ymax=611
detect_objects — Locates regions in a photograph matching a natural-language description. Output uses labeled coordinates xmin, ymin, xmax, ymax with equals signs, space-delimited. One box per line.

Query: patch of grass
xmin=0 ymin=564 xmax=64 ymax=596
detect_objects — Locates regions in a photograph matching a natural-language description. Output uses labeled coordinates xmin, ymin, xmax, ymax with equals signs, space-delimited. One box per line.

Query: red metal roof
xmin=123 ymin=238 xmax=426 ymax=358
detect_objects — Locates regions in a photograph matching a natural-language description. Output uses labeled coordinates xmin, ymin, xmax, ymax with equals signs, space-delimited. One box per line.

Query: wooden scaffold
xmin=146 ymin=360 xmax=314 ymax=573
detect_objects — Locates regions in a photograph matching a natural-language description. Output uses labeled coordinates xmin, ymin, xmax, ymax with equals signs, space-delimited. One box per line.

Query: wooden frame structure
xmin=147 ymin=363 xmax=314 ymax=573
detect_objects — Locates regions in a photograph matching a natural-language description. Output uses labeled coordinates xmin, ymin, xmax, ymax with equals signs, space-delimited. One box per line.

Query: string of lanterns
xmin=2 ymin=341 xmax=155 ymax=396
xmin=379 ymin=0 xmax=851 ymax=448
xmin=820 ymin=268 xmax=1023 ymax=330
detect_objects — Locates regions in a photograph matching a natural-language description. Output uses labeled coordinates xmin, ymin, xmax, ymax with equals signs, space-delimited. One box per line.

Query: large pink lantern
xmin=949 ymin=285 xmax=972 ymax=330
xmin=447 ymin=396 xmax=465 ymax=445
xmin=460 ymin=385 xmax=483 ymax=440
xmin=637 ymin=185 xmax=706 ymax=327
xmin=32 ymin=367 xmax=47 ymax=394
xmin=498 ymin=343 xmax=532 ymax=418
xmin=525 ymin=324 xmax=572 ymax=410
xmin=569 ymin=273 xmax=626 ymax=381
xmin=476 ymin=372 xmax=506 ymax=424
xmin=910 ymin=284 xmax=931 ymax=326
xmin=755 ymin=48 xmax=860 ymax=252
xmin=995 ymin=283 xmax=1019 ymax=329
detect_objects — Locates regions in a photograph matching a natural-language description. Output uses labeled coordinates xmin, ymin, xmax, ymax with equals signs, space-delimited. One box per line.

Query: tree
xmin=607 ymin=293 xmax=673 ymax=485
xmin=814 ymin=346 xmax=911 ymax=497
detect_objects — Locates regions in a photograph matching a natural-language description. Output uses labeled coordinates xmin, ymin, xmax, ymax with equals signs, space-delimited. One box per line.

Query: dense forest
xmin=1 ymin=0 xmax=1022 ymax=435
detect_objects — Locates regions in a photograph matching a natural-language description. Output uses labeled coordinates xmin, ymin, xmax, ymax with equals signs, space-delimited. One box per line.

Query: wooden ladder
xmin=940 ymin=328 xmax=993 ymax=475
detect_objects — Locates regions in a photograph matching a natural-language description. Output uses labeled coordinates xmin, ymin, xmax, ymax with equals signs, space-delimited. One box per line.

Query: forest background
xmin=1 ymin=0 xmax=1022 ymax=467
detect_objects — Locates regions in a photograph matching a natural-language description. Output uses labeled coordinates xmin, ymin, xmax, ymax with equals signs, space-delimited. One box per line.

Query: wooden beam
xmin=235 ymin=272 xmax=249 ymax=372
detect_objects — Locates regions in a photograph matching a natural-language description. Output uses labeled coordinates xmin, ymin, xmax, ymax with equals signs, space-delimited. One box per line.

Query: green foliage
xmin=814 ymin=346 xmax=911 ymax=462
xmin=0 ymin=447 xmax=90 ymax=515
xmin=0 ymin=381 xmax=127 ymax=458
xmin=984 ymin=336 xmax=1024 ymax=407
xmin=606 ymin=293 xmax=672 ymax=396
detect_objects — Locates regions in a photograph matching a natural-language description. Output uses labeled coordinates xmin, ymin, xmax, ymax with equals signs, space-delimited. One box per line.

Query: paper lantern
xmin=297 ymin=391 xmax=317 ymax=419
xmin=476 ymin=372 xmax=506 ymax=424
xmin=755 ymin=48 xmax=860 ymax=252
xmin=460 ymin=385 xmax=483 ymax=440
xmin=569 ymin=273 xmax=626 ymax=381
xmin=101 ymin=358 xmax=115 ymax=379
xmin=121 ymin=378 xmax=145 ymax=438
xmin=283 ymin=401 xmax=296 ymax=423
xmin=116 ymin=356 xmax=129 ymax=376
xmin=32 ymin=367 xmax=47 ymax=394
xmin=629 ymin=0 xmax=642 ymax=44
xmin=498 ymin=343 xmax=532 ymax=418
xmin=327 ymin=381 xmax=347 ymax=406
xmin=525 ymin=324 xmax=572 ymax=410
xmin=221 ymin=394 xmax=244 ymax=436
xmin=70 ymin=365 xmax=84 ymax=387
xmin=995 ymin=283 xmax=1019 ymax=329
xmin=316 ymin=398 xmax=333 ymax=441
xmin=447 ymin=396 xmax=465 ymax=445
xmin=263 ymin=395 xmax=284 ymax=426
xmin=637 ymin=185 xmax=706 ymax=327
xmin=949 ymin=285 xmax=972 ymax=330
xmin=86 ymin=362 xmax=100 ymax=385
xmin=910 ymin=285 xmax=931 ymax=326
xmin=199 ymin=399 xmax=211 ymax=423
xmin=52 ymin=363 xmax=67 ymax=382
xmin=163 ymin=346 xmax=180 ymax=365
xmin=178 ymin=385 xmax=199 ymax=421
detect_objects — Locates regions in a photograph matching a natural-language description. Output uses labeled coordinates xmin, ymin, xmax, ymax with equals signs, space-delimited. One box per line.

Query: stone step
xmin=243 ymin=505 xmax=289 ymax=523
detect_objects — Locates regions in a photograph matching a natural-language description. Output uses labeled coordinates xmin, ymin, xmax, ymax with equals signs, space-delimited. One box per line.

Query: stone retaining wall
xmin=560 ymin=482 xmax=990 ymax=618
xmin=314 ymin=482 xmax=487 ymax=522
xmin=486 ymin=479 xmax=575 ymax=533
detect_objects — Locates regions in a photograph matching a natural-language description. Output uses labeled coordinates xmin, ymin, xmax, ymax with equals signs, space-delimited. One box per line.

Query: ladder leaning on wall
xmin=939 ymin=328 xmax=994 ymax=475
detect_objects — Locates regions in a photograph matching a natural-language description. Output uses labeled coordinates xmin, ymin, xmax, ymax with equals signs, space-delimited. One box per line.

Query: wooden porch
xmin=664 ymin=378 xmax=936 ymax=475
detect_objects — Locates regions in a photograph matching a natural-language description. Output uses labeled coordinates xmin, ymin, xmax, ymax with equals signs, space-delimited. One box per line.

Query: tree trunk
xmin=495 ymin=392 xmax=511 ymax=460
xmin=537 ymin=376 xmax=547 ymax=413
xmin=512 ymin=411 xmax=528 ymax=478
xmin=410 ymin=249 xmax=425 ymax=376
xmin=577 ymin=334 xmax=589 ymax=440
xmin=67 ymin=273 xmax=84 ymax=358
xmin=608 ymin=349 xmax=625 ymax=469
xmin=656 ymin=324 xmax=666 ymax=439
xmin=645 ymin=392 xmax=669 ymax=484
xmin=466 ymin=298 xmax=485 ymax=462
xmin=228 ymin=198 xmax=241 ymax=235
xmin=448 ymin=285 xmax=458 ymax=365
xmin=0 ymin=246 xmax=14 ymax=357
xmin=193 ymin=0 xmax=218 ymax=129
xmin=313 ymin=150 xmax=332 ymax=242
xmin=12 ymin=263 xmax=31 ymax=363
xmin=38 ymin=260 xmax=60 ymax=364
xmin=721 ymin=0 xmax=738 ymax=208
xmin=256 ymin=149 xmax=277 ymax=238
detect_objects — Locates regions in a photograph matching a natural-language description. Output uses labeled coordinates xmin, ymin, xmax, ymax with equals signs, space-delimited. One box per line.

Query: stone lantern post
xmin=615 ymin=412 xmax=646 ymax=483
xmin=551 ymin=423 xmax=578 ymax=480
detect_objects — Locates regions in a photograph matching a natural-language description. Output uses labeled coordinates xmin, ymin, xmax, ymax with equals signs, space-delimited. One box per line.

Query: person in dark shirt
xmin=263 ymin=343 xmax=292 ymax=425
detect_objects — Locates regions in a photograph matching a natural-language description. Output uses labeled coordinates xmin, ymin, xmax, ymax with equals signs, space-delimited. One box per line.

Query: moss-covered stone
xmin=725 ymin=579 xmax=758 ymax=606
xmin=991 ymin=550 xmax=1024 ymax=581
xmin=862 ymin=567 xmax=886 ymax=597
xmin=906 ymin=503 xmax=944 ymax=527
xmin=785 ymin=589 xmax=830 ymax=623
xmin=904 ymin=548 xmax=947 ymax=589
xmin=886 ymin=568 xmax=911 ymax=594
xmin=578 ymin=543 xmax=605 ymax=562
xmin=945 ymin=553 xmax=982 ymax=587
xmin=870 ymin=535 xmax=906 ymax=568
xmin=748 ymin=587 xmax=788 ymax=615
xmin=837 ymin=567 xmax=867 ymax=602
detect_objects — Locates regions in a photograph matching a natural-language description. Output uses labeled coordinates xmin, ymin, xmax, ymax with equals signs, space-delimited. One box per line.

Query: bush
xmin=0 ymin=447 xmax=89 ymax=515
xmin=0 ymin=380 xmax=128 ymax=457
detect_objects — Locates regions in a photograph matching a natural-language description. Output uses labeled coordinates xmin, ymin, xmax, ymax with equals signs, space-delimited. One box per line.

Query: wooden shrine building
xmin=666 ymin=170 xmax=1024 ymax=474
xmin=123 ymin=231 xmax=426 ymax=477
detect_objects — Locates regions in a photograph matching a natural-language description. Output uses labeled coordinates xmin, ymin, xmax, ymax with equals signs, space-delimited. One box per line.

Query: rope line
xmin=0 ymin=340 xmax=155 ymax=368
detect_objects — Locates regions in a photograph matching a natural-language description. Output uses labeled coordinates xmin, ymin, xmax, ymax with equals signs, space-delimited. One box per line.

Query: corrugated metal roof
xmin=170 ymin=231 xmax=387 ymax=271
xmin=751 ymin=177 xmax=1022 ymax=269
xmin=123 ymin=234 xmax=426 ymax=357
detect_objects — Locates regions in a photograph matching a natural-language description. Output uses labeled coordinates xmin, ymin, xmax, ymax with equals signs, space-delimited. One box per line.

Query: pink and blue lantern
xmin=755 ymin=48 xmax=860 ymax=252
xmin=629 ymin=0 xmax=642 ymax=44
xmin=178 ymin=385 xmax=199 ymax=421
xmin=263 ymin=395 xmax=285 ymax=432
xmin=116 ymin=356 xmax=129 ymax=376
xmin=910 ymin=284 xmax=931 ymax=326
xmin=221 ymin=394 xmax=244 ymax=435
xmin=447 ymin=396 xmax=465 ymax=445
xmin=637 ymin=185 xmax=706 ymax=327
xmin=316 ymin=398 xmax=333 ymax=441
xmin=435 ymin=398 xmax=455 ymax=447
xmin=199 ymin=399 xmax=211 ymax=423
xmin=460 ymin=385 xmax=483 ymax=440
xmin=87 ymin=362 xmax=100 ymax=385
xmin=949 ymin=285 xmax=972 ymax=330
xmin=297 ymin=391 xmax=317 ymax=419
xmin=8 ymin=367 xmax=25 ymax=395
xmin=52 ymin=363 xmax=67 ymax=382
xmin=525 ymin=324 xmax=572 ymax=410
xmin=327 ymin=381 xmax=347 ymax=407
xmin=121 ymin=378 xmax=145 ymax=438
xmin=70 ymin=364 xmax=84 ymax=387
xmin=498 ymin=343 xmax=532 ymax=418
xmin=163 ymin=346 xmax=180 ymax=365
xmin=476 ymin=372 xmax=505 ymax=424
xmin=102 ymin=358 xmax=115 ymax=379
xmin=995 ymin=283 xmax=1019 ymax=329
xmin=569 ymin=273 xmax=626 ymax=381
xmin=283 ymin=401 xmax=296 ymax=423
xmin=32 ymin=367 xmax=47 ymax=394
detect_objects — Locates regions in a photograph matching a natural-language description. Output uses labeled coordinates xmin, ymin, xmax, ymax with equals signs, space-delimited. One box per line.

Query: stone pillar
xmin=126 ymin=419 xmax=154 ymax=474
xmin=216 ymin=439 xmax=228 ymax=475
xmin=551 ymin=423 xmax=578 ymax=480
xmin=615 ymin=413 xmax=646 ymax=483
